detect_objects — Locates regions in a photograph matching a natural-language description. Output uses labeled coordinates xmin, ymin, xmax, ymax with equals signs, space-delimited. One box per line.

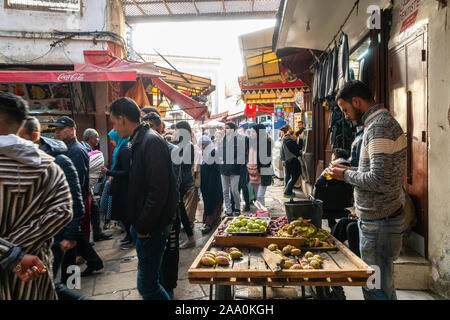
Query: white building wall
xmin=389 ymin=0 xmax=450 ymax=299
xmin=0 ymin=0 xmax=125 ymax=65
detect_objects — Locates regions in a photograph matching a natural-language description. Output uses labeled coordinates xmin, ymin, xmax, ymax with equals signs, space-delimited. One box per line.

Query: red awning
xmin=75 ymin=51 xmax=162 ymax=78
xmin=152 ymin=77 xmax=207 ymax=121
xmin=0 ymin=70 xmax=137 ymax=83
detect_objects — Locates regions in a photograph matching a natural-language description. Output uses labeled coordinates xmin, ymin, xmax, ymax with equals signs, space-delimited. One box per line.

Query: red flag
xmin=256 ymin=105 xmax=274 ymax=113
xmin=245 ymin=104 xmax=257 ymax=118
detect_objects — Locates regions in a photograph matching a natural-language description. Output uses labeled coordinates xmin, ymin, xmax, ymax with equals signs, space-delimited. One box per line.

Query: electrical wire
xmin=0 ymin=46 xmax=55 ymax=64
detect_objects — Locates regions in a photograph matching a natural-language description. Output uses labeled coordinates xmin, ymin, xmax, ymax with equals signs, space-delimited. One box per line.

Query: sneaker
xmin=283 ymin=193 xmax=295 ymax=198
xmin=244 ymin=204 xmax=251 ymax=212
xmin=200 ymin=225 xmax=212 ymax=234
xmin=120 ymin=235 xmax=131 ymax=243
xmin=179 ymin=239 xmax=195 ymax=249
xmin=120 ymin=241 xmax=135 ymax=250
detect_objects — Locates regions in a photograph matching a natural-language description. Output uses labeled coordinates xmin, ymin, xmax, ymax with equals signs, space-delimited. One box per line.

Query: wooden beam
xmin=131 ymin=0 xmax=148 ymax=16
xmin=192 ymin=0 xmax=200 ymax=14
xmin=222 ymin=0 xmax=226 ymax=13
xmin=252 ymin=0 xmax=255 ymax=12
xmin=162 ymin=0 xmax=173 ymax=16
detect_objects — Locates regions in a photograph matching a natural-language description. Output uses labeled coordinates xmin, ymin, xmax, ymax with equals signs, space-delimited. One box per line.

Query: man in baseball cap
xmin=53 ymin=115 xmax=105 ymax=277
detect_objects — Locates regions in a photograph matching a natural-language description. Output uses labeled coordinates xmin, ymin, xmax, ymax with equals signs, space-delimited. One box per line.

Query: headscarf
xmin=199 ymin=135 xmax=214 ymax=164
xmin=108 ymin=129 xmax=129 ymax=170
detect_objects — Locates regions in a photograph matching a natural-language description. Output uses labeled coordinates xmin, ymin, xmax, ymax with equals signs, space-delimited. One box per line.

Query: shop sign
xmin=399 ymin=0 xmax=421 ymax=34
xmin=56 ymin=73 xmax=85 ymax=82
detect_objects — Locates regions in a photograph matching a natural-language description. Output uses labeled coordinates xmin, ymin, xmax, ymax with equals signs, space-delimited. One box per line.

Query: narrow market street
xmin=77 ymin=180 xmax=437 ymax=301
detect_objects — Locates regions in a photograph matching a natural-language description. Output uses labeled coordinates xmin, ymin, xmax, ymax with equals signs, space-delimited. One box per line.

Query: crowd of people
xmin=0 ymin=80 xmax=412 ymax=300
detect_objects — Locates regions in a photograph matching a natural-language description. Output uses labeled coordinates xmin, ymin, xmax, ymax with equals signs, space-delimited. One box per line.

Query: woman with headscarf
xmin=173 ymin=121 xmax=196 ymax=249
xmin=247 ymin=124 xmax=273 ymax=206
xmin=101 ymin=130 xmax=132 ymax=249
xmin=199 ymin=136 xmax=223 ymax=234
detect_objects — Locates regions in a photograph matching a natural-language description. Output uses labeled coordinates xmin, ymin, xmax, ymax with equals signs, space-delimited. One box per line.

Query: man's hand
xmin=14 ymin=255 xmax=47 ymax=282
xmin=328 ymin=167 xmax=346 ymax=181
xmin=137 ymin=232 xmax=150 ymax=239
xmin=101 ymin=166 xmax=108 ymax=175
xmin=60 ymin=239 xmax=77 ymax=252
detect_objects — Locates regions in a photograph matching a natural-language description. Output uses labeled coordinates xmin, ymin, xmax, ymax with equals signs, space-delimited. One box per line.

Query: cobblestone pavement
xmin=76 ymin=179 xmax=436 ymax=300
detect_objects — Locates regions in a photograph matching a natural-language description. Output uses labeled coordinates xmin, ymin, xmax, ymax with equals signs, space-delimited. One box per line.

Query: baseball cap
xmin=51 ymin=116 xmax=76 ymax=128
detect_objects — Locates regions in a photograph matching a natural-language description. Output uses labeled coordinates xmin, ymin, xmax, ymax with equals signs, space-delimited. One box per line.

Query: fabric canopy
xmin=152 ymin=77 xmax=207 ymax=121
xmin=75 ymin=51 xmax=162 ymax=78
xmin=0 ymin=70 xmax=137 ymax=83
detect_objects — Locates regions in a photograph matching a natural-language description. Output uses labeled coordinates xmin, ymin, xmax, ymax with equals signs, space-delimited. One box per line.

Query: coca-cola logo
xmin=57 ymin=73 xmax=85 ymax=82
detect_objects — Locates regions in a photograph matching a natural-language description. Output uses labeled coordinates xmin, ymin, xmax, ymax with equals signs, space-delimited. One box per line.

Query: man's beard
xmin=352 ymin=104 xmax=364 ymax=125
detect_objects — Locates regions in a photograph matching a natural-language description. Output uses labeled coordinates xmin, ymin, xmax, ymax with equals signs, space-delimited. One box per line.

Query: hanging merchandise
xmin=305 ymin=111 xmax=313 ymax=130
xmin=125 ymin=78 xmax=150 ymax=108
xmin=337 ymin=33 xmax=350 ymax=91
xmin=328 ymin=104 xmax=354 ymax=152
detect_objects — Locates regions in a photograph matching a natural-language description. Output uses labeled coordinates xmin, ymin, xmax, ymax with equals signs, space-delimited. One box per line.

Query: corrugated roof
xmin=121 ymin=0 xmax=281 ymax=22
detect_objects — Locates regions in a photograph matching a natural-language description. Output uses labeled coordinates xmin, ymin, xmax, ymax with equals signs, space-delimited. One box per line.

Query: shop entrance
xmin=388 ymin=26 xmax=428 ymax=257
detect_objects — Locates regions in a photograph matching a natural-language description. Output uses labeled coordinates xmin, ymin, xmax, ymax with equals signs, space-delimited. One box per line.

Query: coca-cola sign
xmin=57 ymin=73 xmax=85 ymax=82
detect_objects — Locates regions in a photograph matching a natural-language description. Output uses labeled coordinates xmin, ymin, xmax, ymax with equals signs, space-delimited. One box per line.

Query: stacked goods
xmin=266 ymin=216 xmax=288 ymax=236
xmin=276 ymin=217 xmax=335 ymax=247
xmin=267 ymin=244 xmax=323 ymax=270
xmin=225 ymin=216 xmax=269 ymax=233
xmin=200 ymin=248 xmax=244 ymax=267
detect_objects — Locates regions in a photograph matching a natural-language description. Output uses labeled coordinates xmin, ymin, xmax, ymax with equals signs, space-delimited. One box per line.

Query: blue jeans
xmin=131 ymin=225 xmax=171 ymax=300
xmin=358 ymin=211 xmax=406 ymax=300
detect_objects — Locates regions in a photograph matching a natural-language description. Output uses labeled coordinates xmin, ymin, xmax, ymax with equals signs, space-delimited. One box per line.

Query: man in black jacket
xmin=108 ymin=97 xmax=178 ymax=300
xmin=53 ymin=116 xmax=104 ymax=277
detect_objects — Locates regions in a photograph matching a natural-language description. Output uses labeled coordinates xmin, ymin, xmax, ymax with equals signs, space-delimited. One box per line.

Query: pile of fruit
xmin=200 ymin=247 xmax=244 ymax=266
xmin=266 ymin=216 xmax=288 ymax=236
xmin=276 ymin=217 xmax=335 ymax=247
xmin=267 ymin=244 xmax=323 ymax=270
xmin=225 ymin=216 xmax=268 ymax=233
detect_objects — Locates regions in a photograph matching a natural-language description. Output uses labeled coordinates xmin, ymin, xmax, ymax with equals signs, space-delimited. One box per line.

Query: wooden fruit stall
xmin=188 ymin=217 xmax=374 ymax=300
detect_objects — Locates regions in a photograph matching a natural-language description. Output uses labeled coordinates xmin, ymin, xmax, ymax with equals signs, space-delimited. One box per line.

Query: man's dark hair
xmin=108 ymin=97 xmax=141 ymax=123
xmin=0 ymin=92 xmax=28 ymax=124
xmin=336 ymin=80 xmax=374 ymax=103
xmin=142 ymin=107 xmax=160 ymax=116
xmin=225 ymin=122 xmax=236 ymax=130
xmin=332 ymin=148 xmax=349 ymax=160
xmin=175 ymin=120 xmax=192 ymax=133
xmin=22 ymin=117 xmax=41 ymax=135
xmin=143 ymin=112 xmax=162 ymax=127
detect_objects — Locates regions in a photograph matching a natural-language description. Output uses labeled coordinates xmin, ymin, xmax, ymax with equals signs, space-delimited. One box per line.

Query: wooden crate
xmin=189 ymin=221 xmax=374 ymax=287
xmin=213 ymin=217 xmax=336 ymax=250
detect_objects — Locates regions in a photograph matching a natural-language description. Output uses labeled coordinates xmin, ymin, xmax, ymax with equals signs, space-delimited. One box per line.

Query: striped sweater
xmin=0 ymin=135 xmax=73 ymax=300
xmin=344 ymin=104 xmax=407 ymax=220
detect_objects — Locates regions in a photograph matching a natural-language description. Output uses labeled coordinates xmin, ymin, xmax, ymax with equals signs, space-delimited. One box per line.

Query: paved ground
xmin=75 ymin=179 xmax=437 ymax=300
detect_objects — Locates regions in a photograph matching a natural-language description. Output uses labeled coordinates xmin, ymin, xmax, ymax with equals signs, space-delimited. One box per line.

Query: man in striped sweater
xmin=329 ymin=81 xmax=407 ymax=300
xmin=0 ymin=92 xmax=73 ymax=299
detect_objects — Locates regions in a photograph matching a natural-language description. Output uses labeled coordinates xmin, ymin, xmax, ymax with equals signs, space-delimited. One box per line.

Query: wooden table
xmin=188 ymin=217 xmax=374 ymax=300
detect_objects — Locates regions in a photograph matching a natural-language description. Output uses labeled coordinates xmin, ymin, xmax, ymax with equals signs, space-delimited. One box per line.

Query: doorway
xmin=388 ymin=26 xmax=429 ymax=257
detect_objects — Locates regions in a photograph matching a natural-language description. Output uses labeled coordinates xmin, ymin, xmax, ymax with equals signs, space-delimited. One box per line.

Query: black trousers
xmin=52 ymin=238 xmax=76 ymax=284
xmin=161 ymin=210 xmax=181 ymax=293
xmin=331 ymin=218 xmax=360 ymax=256
xmin=90 ymin=193 xmax=102 ymax=239
xmin=284 ymin=158 xmax=301 ymax=195
xmin=231 ymin=167 xmax=249 ymax=210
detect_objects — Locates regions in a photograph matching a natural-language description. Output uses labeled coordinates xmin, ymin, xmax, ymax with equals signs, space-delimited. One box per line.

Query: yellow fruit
xmin=230 ymin=251 xmax=243 ymax=260
xmin=201 ymin=256 xmax=216 ymax=266
xmin=268 ymin=243 xmax=278 ymax=251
